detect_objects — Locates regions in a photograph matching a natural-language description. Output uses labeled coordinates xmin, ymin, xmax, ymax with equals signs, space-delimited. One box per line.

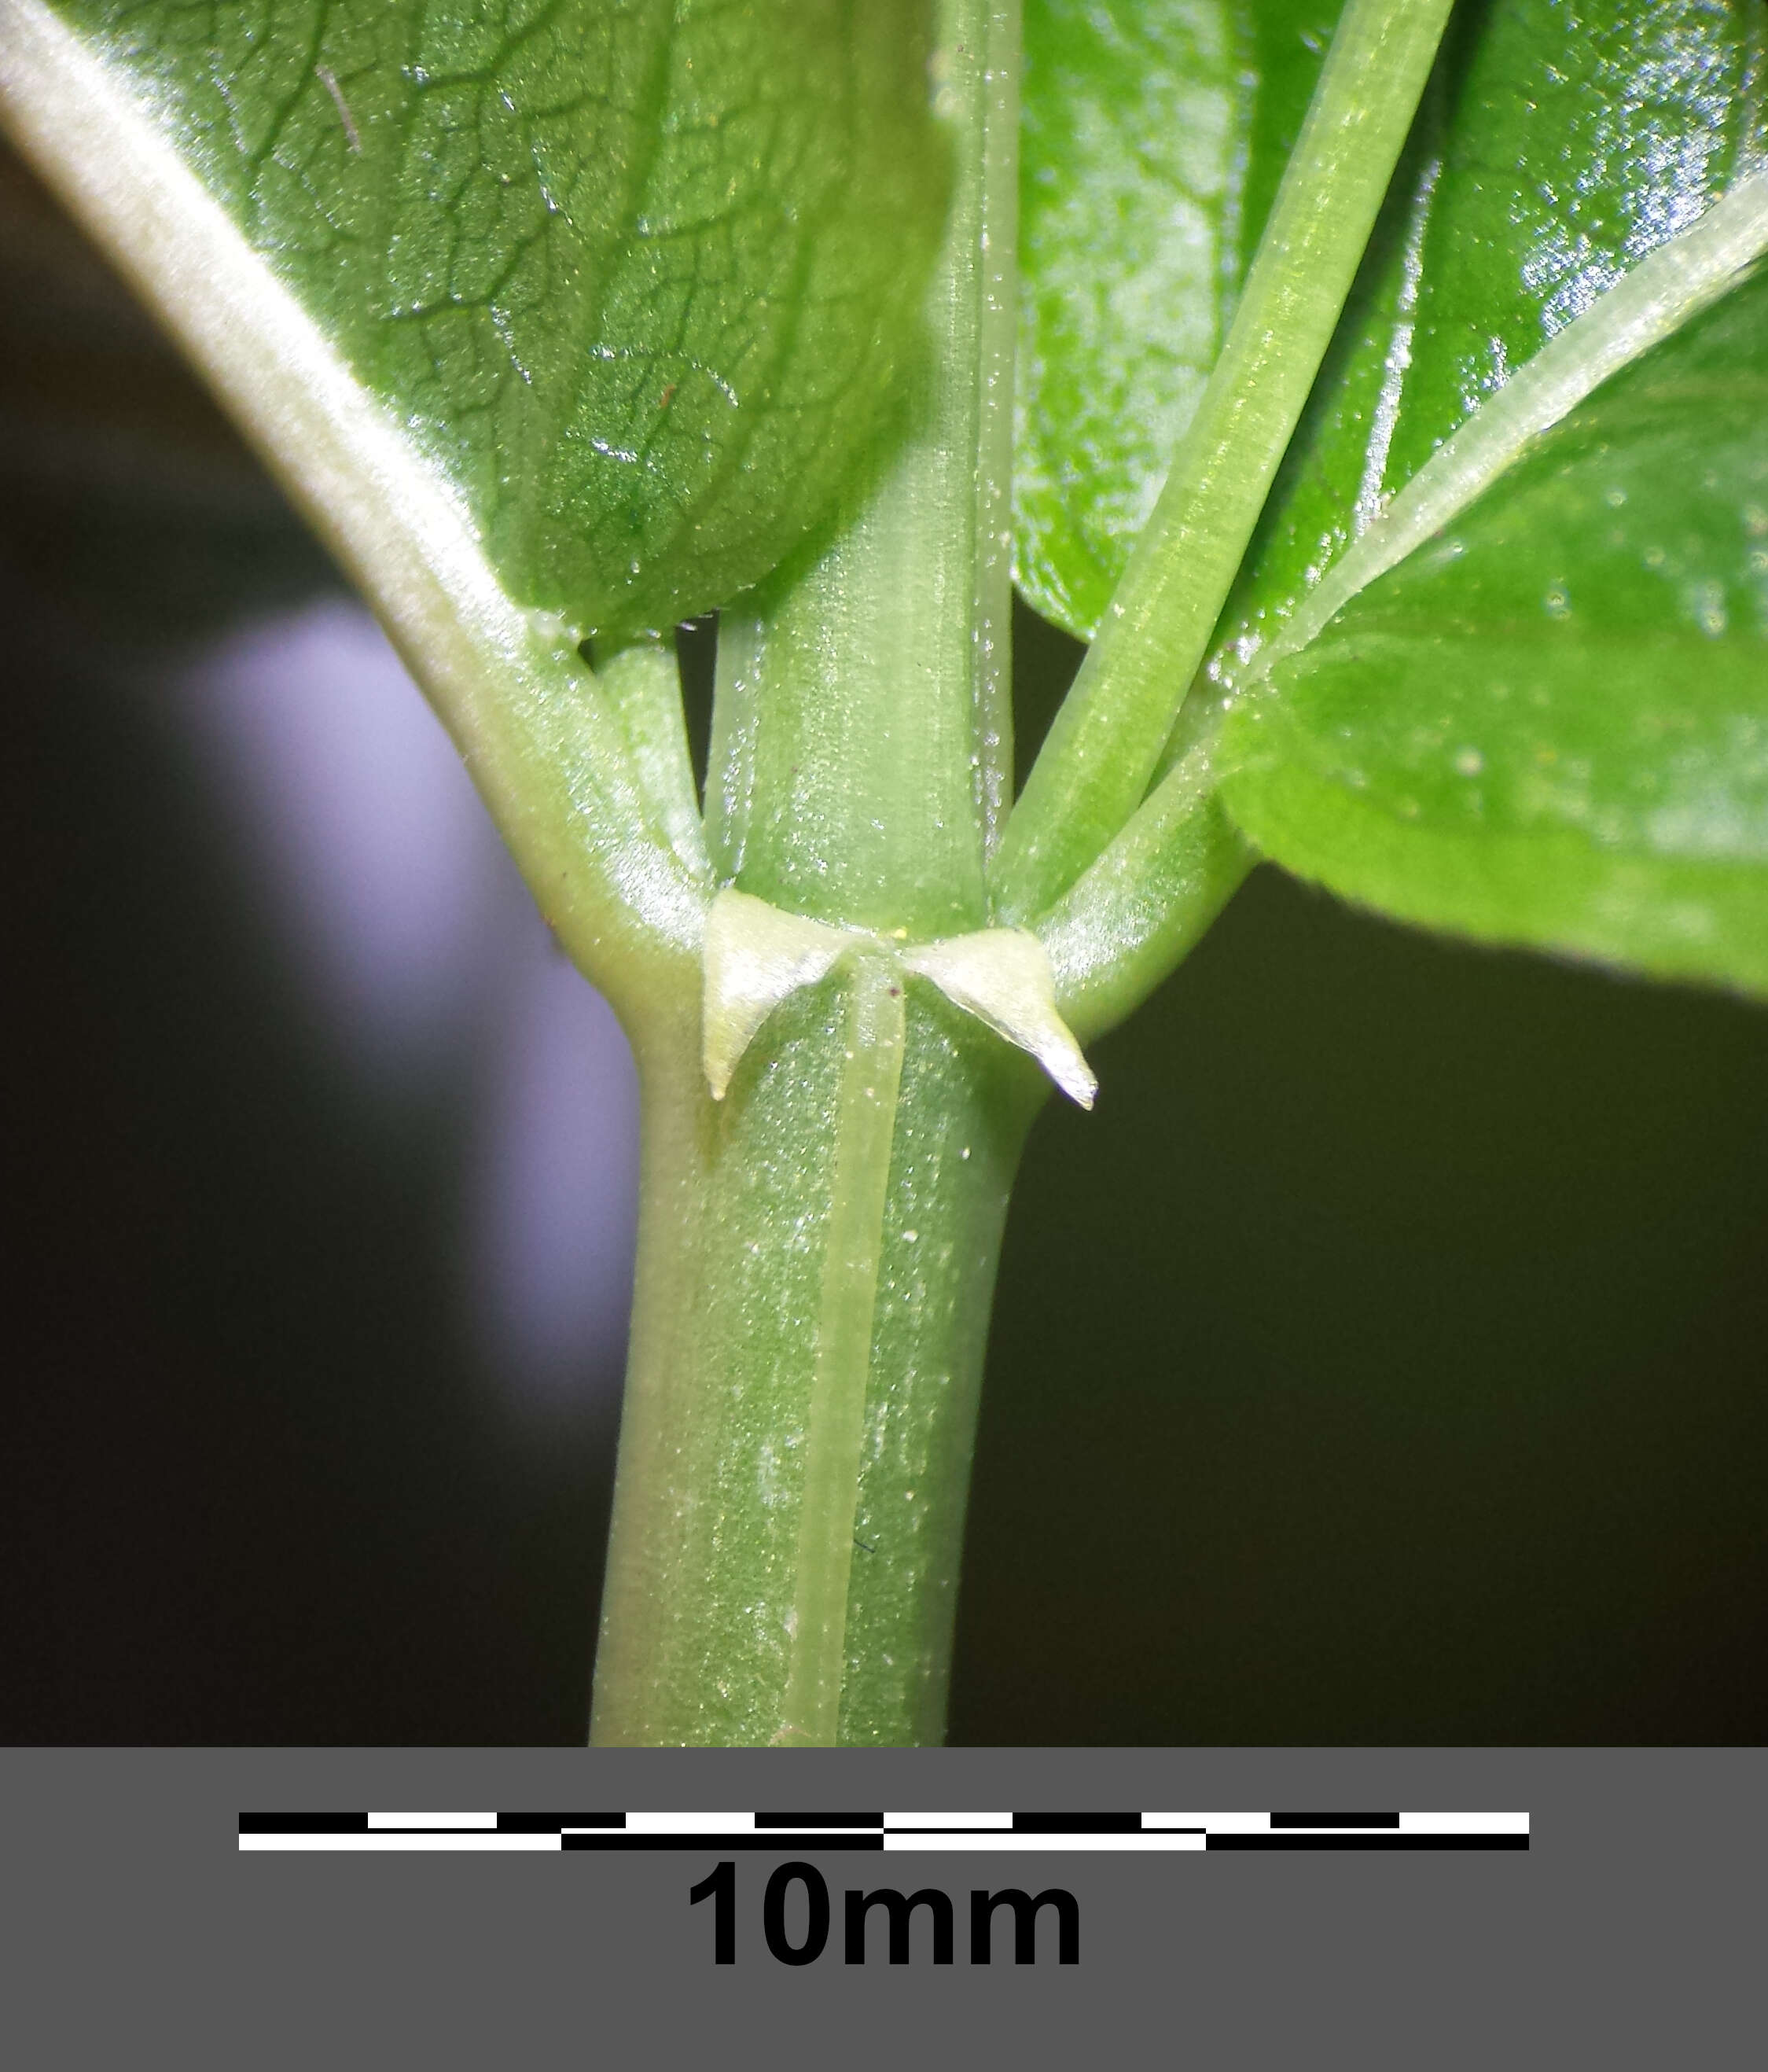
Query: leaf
xmin=50 ymin=0 xmax=946 ymax=646
xmin=1219 ymin=262 xmax=1768 ymax=995
xmin=1013 ymin=0 xmax=1343 ymax=639
xmin=1211 ymin=0 xmax=1768 ymax=675
xmin=1203 ymin=0 xmax=1768 ymax=996
xmin=1016 ymin=0 xmax=1766 ymax=639
xmin=1015 ymin=0 xmax=1768 ymax=1021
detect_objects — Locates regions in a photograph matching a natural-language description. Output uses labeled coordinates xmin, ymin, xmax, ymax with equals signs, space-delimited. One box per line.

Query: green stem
xmin=591 ymin=0 xmax=1030 ymax=1744
xmin=969 ymin=0 xmax=1024 ymax=856
xmin=778 ymin=954 xmax=906 ymax=1745
xmin=1247 ymin=164 xmax=1768 ymax=690
xmin=597 ymin=638 xmax=712 ymax=886
xmin=704 ymin=0 xmax=1020 ymax=935
xmin=1043 ymin=745 xmax=1255 ymax=1047
xmin=992 ymin=0 xmax=1455 ymax=926
xmin=590 ymin=987 xmax=1038 ymax=1746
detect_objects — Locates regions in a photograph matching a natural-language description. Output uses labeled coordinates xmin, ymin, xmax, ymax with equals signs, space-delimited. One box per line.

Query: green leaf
xmin=1204 ymin=0 xmax=1768 ymax=996
xmin=1016 ymin=0 xmax=1765 ymax=639
xmin=1013 ymin=0 xmax=1343 ymax=639
xmin=1211 ymin=0 xmax=1768 ymax=678
xmin=1221 ymin=265 xmax=1768 ymax=995
xmin=52 ymin=0 xmax=946 ymax=646
xmin=1016 ymin=0 xmax=1768 ymax=1023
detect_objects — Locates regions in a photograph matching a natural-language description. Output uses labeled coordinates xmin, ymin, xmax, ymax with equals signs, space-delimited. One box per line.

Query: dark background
xmin=6 ymin=141 xmax=1766 ymax=1746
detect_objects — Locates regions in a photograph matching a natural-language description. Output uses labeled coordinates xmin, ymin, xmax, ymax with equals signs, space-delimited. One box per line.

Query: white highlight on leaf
xmin=701 ymin=890 xmax=1097 ymax=1108
xmin=1253 ymin=168 xmax=1768 ymax=682
xmin=1351 ymin=153 xmax=1441 ymax=537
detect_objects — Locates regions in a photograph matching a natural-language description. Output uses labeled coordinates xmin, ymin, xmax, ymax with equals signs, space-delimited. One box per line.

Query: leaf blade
xmin=1209 ymin=0 xmax=1768 ymax=690
xmin=48 ymin=0 xmax=948 ymax=644
xmin=1013 ymin=0 xmax=1250 ymax=639
xmin=0 ymin=0 xmax=714 ymax=1014
xmin=1032 ymin=0 xmax=1768 ymax=1019
xmin=1221 ymin=263 xmax=1768 ymax=996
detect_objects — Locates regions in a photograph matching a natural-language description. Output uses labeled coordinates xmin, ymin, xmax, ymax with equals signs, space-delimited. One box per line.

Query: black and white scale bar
xmin=239 ymin=1810 xmax=1527 ymax=1852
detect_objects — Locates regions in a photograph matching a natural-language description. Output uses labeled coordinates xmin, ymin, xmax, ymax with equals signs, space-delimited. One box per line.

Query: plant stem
xmin=590 ymin=988 xmax=1038 ymax=1745
xmin=969 ymin=0 xmax=1024 ymax=857
xmin=592 ymin=0 xmax=1029 ymax=1745
xmin=778 ymin=952 xmax=906 ymax=1745
xmin=704 ymin=0 xmax=1020 ymax=935
xmin=1042 ymin=745 xmax=1255 ymax=1047
xmin=992 ymin=0 xmax=1455 ymax=926
xmin=597 ymin=637 xmax=711 ymax=885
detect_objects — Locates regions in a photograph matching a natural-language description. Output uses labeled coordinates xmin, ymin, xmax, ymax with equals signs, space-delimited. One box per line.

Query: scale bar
xmin=239 ymin=1809 xmax=1528 ymax=1853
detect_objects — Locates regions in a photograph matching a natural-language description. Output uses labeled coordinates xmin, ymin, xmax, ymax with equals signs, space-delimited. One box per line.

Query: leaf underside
xmin=57 ymin=0 xmax=947 ymax=646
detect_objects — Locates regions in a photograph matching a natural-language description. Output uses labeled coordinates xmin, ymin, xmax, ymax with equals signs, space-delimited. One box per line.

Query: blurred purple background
xmin=171 ymin=597 xmax=640 ymax=1411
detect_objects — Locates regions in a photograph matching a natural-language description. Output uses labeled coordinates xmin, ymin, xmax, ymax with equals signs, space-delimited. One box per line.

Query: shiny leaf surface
xmin=1206 ymin=0 xmax=1768 ymax=994
xmin=1016 ymin=0 xmax=1768 ymax=1006
xmin=1211 ymin=0 xmax=1768 ymax=675
xmin=1013 ymin=0 xmax=1241 ymax=638
xmin=1013 ymin=0 xmax=1345 ymax=639
xmin=1222 ymin=267 xmax=1768 ymax=992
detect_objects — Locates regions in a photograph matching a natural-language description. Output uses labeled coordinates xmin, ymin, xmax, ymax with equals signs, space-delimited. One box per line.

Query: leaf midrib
xmin=1240 ymin=170 xmax=1768 ymax=699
